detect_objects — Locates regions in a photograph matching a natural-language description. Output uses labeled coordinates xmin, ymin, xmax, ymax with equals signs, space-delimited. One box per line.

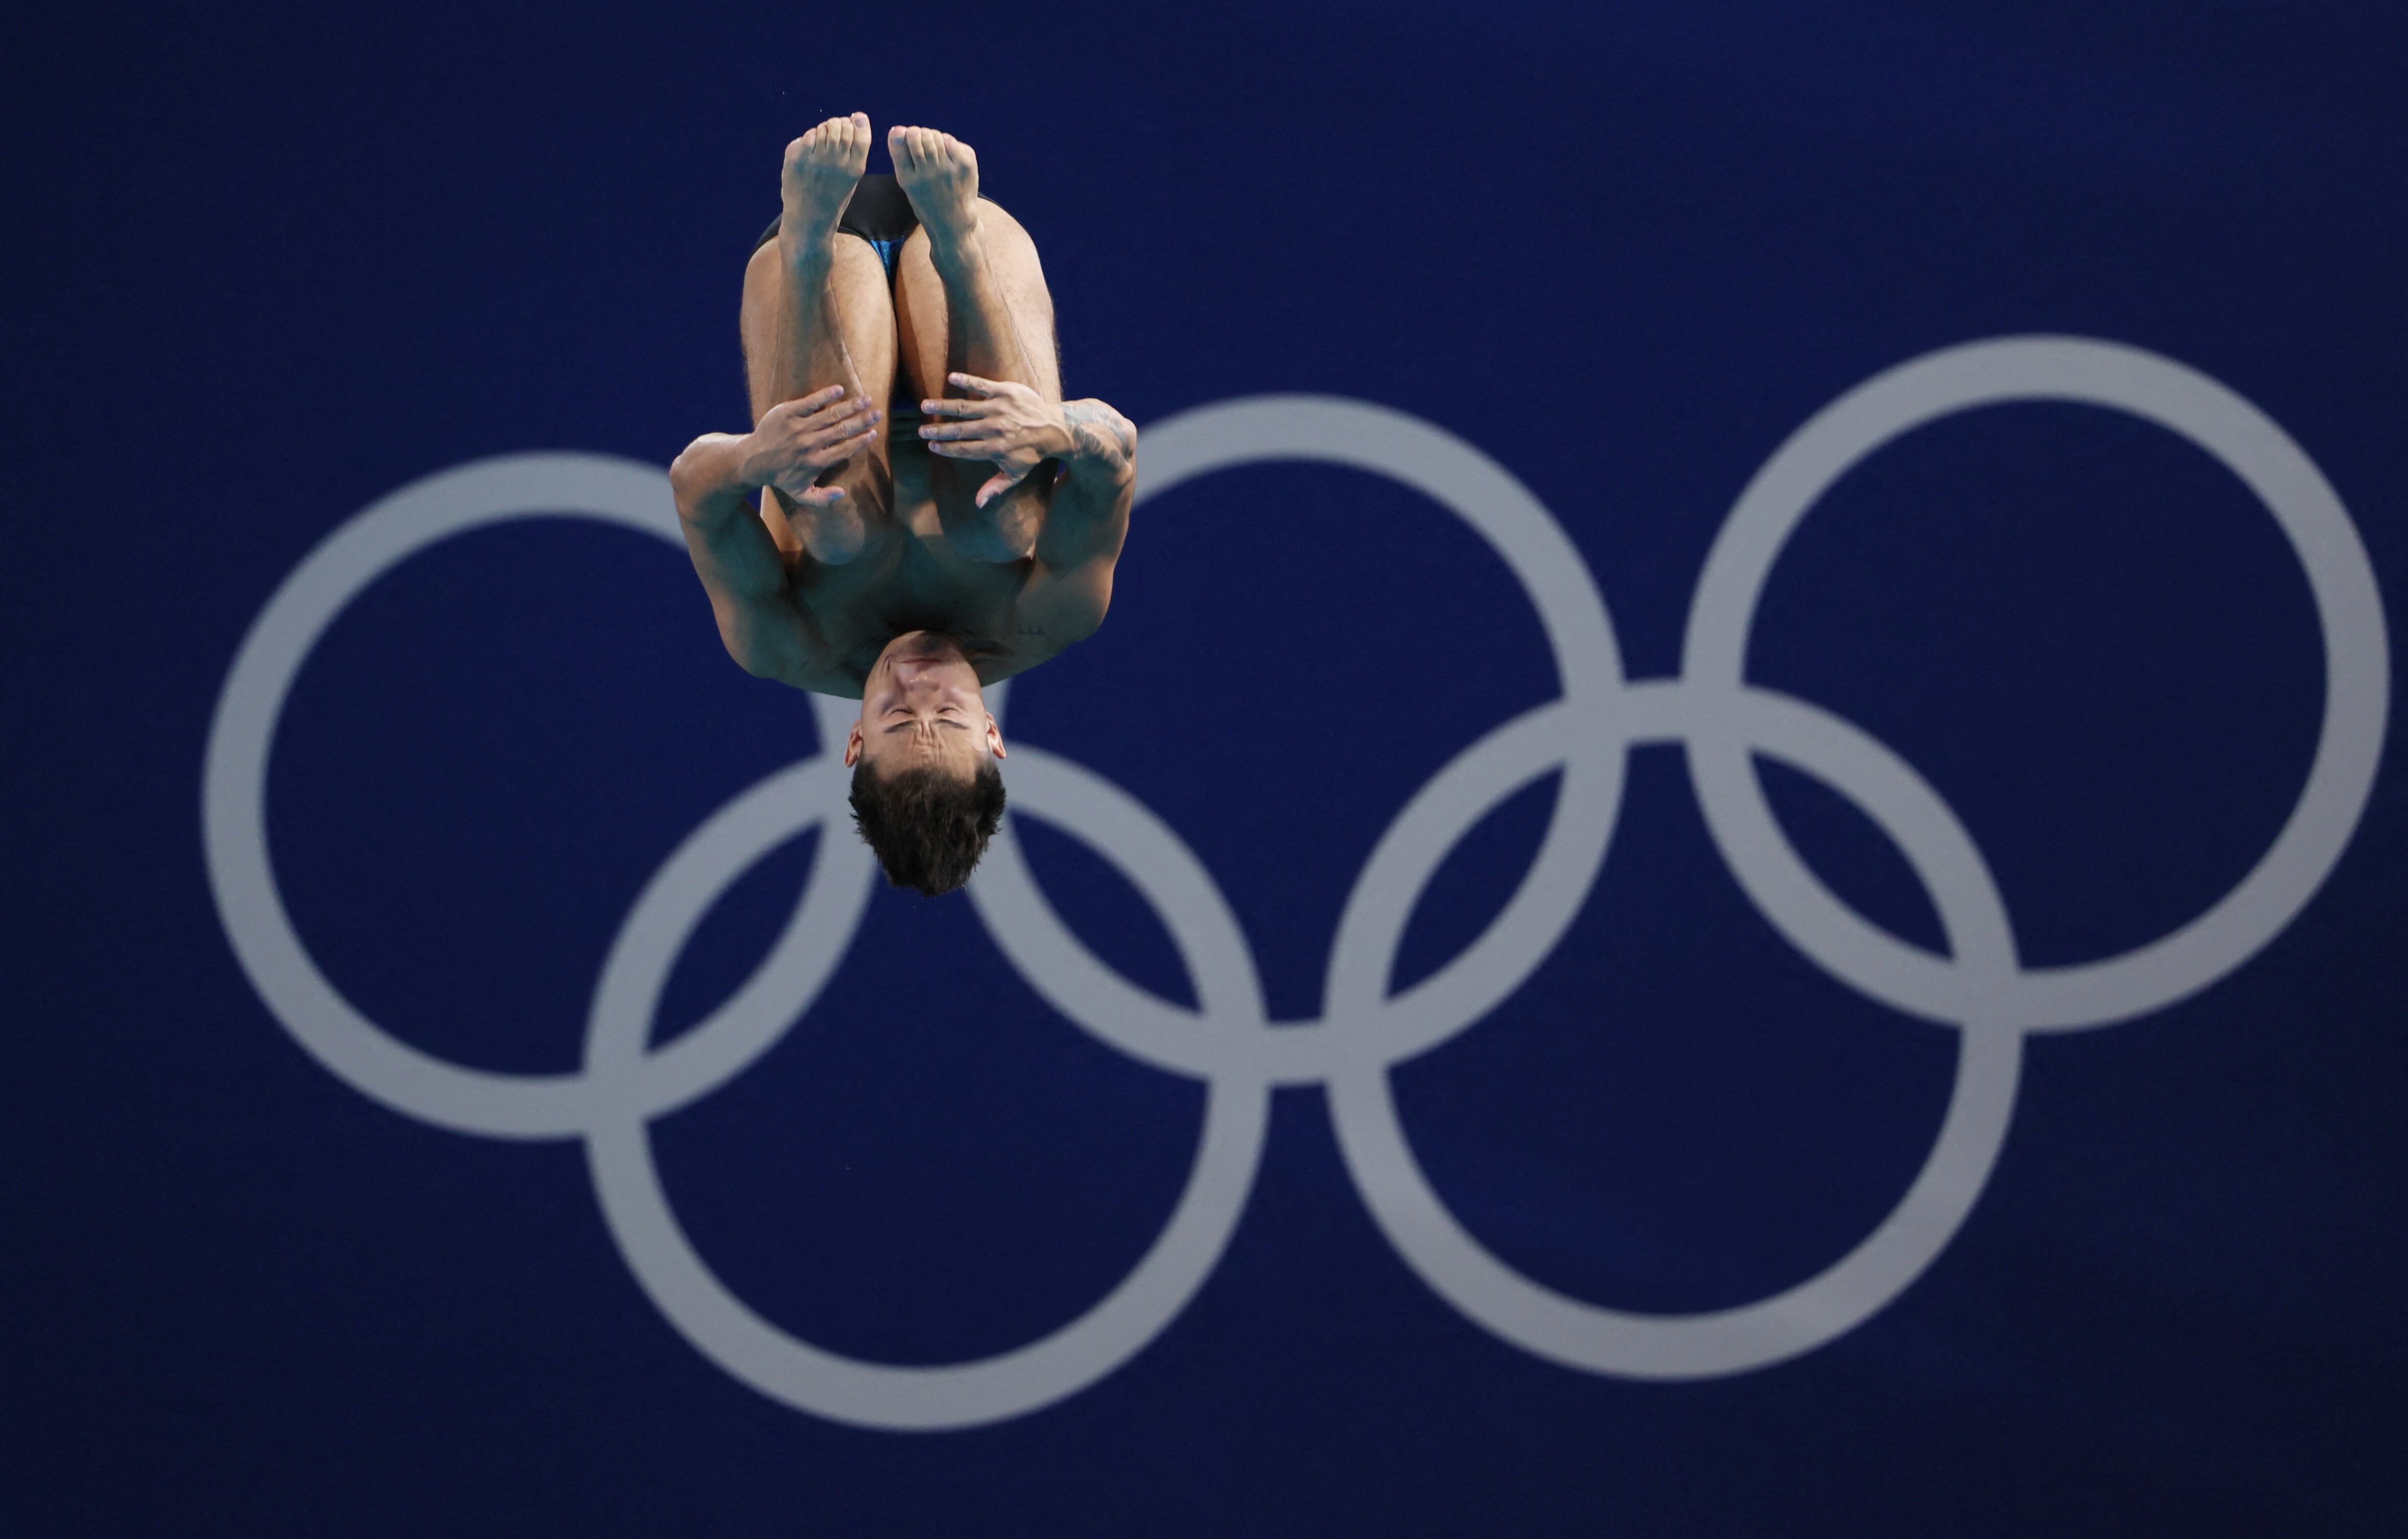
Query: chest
xmin=787 ymin=486 xmax=1031 ymax=675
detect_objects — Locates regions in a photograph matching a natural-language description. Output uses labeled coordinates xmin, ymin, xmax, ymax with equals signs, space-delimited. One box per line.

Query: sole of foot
xmin=780 ymin=112 xmax=872 ymax=255
xmin=887 ymin=125 xmax=983 ymax=255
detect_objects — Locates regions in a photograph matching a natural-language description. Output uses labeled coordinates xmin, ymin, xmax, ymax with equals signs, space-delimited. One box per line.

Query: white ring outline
xmin=1327 ymin=684 xmax=2024 ymax=1378
xmin=200 ymin=337 xmax=2388 ymax=1423
xmin=1681 ymin=336 xmax=2390 ymax=1031
xmin=201 ymin=453 xmax=878 ymax=1138
xmin=975 ymin=397 xmax=1629 ymax=1084
xmin=585 ymin=745 xmax=1270 ymax=1430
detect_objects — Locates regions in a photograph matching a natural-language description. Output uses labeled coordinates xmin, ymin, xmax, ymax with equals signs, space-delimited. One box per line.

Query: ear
xmin=985 ymin=715 xmax=1006 ymax=760
xmin=844 ymin=719 xmax=864 ymax=768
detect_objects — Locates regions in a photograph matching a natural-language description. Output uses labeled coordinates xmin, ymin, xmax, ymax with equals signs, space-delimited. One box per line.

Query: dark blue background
xmin=6 ymin=2 xmax=2404 ymax=1533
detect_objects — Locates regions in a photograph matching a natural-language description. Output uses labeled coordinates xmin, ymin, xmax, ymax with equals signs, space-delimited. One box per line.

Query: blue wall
xmin=8 ymin=2 xmax=2405 ymax=1533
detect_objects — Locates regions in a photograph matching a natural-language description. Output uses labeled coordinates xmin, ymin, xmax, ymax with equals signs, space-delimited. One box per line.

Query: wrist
xmin=1058 ymin=402 xmax=1135 ymax=474
xmin=729 ymin=430 xmax=772 ymax=490
xmin=1045 ymin=408 xmax=1080 ymax=462
xmin=672 ymin=432 xmax=754 ymax=511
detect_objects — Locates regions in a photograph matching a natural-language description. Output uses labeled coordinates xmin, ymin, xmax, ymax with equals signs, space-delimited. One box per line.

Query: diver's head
xmin=844 ymin=631 xmax=1007 ymax=896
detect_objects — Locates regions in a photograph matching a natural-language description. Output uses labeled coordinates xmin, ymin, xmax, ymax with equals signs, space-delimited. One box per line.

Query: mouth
xmin=881 ymin=637 xmax=970 ymax=684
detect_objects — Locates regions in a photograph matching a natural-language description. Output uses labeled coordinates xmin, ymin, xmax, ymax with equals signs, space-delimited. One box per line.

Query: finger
xmin=974 ymin=468 xmax=1016 ymax=508
xmin=917 ymin=418 xmax=998 ymax=440
xmin=788 ymin=384 xmax=846 ymax=413
xmin=805 ymin=428 xmax=880 ymax=460
xmin=813 ymin=426 xmax=880 ymax=458
xmin=801 ymin=404 xmax=875 ymax=441
xmin=918 ymin=395 xmax=997 ymax=418
xmin=794 ymin=484 xmax=847 ymax=509
xmin=805 ymin=394 xmax=876 ymax=427
xmin=947 ymin=371 xmax=1003 ymax=398
xmin=801 ymin=409 xmax=877 ymax=442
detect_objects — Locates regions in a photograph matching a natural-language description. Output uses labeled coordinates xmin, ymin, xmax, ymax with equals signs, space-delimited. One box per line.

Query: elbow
xmin=1113 ymin=412 xmax=1137 ymax=479
xmin=668 ymin=445 xmax=712 ymax=513
xmin=720 ymin=627 xmax=783 ymax=681
xmin=1066 ymin=582 xmax=1112 ymax=643
xmin=716 ymin=610 xmax=802 ymax=683
xmin=670 ymin=434 xmax=743 ymax=518
xmin=668 ymin=439 xmax=705 ymax=496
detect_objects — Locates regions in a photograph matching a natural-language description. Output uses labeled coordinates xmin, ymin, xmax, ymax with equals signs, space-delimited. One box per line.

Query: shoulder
xmin=1006 ymin=563 xmax=1111 ymax=658
xmin=782 ymin=659 xmax=868 ymax=698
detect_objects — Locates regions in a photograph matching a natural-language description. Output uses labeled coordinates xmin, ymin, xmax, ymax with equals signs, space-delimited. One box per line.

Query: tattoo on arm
xmin=1060 ymin=400 xmax=1135 ymax=471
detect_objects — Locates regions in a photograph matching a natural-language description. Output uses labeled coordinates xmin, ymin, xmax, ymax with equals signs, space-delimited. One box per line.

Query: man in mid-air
xmin=670 ymin=115 xmax=1137 ymax=897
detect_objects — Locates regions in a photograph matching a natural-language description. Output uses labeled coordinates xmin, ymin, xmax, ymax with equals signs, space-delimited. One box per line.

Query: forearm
xmin=763 ymin=249 xmax=871 ymax=414
xmin=1039 ymin=400 xmax=1135 ymax=566
xmin=670 ymin=432 xmax=816 ymax=677
xmin=928 ymin=227 xmax=1041 ymax=396
xmin=672 ymin=433 xmax=770 ymax=549
xmin=1058 ymin=399 xmax=1135 ymax=482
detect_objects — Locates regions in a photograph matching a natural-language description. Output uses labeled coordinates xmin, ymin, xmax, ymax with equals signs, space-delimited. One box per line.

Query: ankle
xmin=920 ymin=227 xmax=987 ymax=280
xmin=778 ymin=229 xmax=837 ymax=277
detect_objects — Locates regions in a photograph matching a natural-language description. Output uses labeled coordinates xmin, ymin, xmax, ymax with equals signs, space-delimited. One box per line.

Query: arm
xmin=1023 ymin=399 xmax=1135 ymax=642
xmin=669 ymin=385 xmax=878 ymax=683
xmin=918 ymin=374 xmax=1135 ymax=643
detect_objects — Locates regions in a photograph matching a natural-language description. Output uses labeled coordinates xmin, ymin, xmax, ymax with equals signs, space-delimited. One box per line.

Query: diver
xmin=670 ymin=115 xmax=1136 ymax=896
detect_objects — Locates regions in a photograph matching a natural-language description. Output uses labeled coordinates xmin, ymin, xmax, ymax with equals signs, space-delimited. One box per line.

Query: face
xmin=845 ymin=631 xmax=1005 ymax=780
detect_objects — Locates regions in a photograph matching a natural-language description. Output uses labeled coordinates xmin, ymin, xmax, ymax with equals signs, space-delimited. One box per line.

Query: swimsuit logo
xmin=203 ymin=337 xmax=2388 ymax=1430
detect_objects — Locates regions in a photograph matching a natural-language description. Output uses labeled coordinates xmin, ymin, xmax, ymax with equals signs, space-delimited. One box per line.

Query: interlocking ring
xmin=203 ymin=337 xmax=2388 ymax=1428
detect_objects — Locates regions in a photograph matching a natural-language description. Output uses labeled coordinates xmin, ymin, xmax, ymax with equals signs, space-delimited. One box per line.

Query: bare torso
xmin=673 ymin=119 xmax=1133 ymax=704
xmin=774 ymin=418 xmax=1059 ymax=698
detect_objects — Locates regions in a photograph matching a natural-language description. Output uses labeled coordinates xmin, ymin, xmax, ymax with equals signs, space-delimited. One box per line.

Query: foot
xmin=779 ymin=112 xmax=872 ymax=261
xmin=887 ymin=125 xmax=983 ymax=260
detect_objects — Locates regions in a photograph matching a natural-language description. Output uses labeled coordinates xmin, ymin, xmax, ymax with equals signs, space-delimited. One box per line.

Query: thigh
xmin=892 ymin=199 xmax=1061 ymax=408
xmin=740 ymin=230 xmax=899 ymax=424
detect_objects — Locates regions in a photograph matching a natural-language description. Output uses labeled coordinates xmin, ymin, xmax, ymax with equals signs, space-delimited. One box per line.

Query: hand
xmin=917 ymin=372 xmax=1073 ymax=508
xmin=1059 ymin=398 xmax=1136 ymax=481
xmin=739 ymin=385 xmax=880 ymax=507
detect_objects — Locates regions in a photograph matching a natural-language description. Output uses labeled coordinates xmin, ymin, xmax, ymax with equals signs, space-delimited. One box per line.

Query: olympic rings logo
xmin=203 ymin=337 xmax=2388 ymax=1430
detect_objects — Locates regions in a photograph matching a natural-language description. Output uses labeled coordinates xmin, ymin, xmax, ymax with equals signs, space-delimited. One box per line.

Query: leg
xmin=889 ymin=127 xmax=1060 ymax=561
xmin=739 ymin=113 xmax=897 ymax=565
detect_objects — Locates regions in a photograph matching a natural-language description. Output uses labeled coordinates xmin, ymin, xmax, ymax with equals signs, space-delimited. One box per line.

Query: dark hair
xmin=849 ymin=759 xmax=1007 ymax=896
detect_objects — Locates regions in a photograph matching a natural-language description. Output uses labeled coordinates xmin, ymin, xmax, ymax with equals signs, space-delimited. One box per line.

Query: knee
xmin=941 ymin=484 xmax=1041 ymax=564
